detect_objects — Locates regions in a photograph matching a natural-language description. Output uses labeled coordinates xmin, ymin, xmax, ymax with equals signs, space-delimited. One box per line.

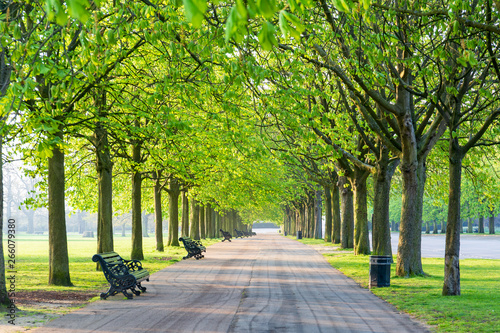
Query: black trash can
xmin=297 ymin=230 xmax=302 ymax=239
xmin=369 ymin=255 xmax=392 ymax=288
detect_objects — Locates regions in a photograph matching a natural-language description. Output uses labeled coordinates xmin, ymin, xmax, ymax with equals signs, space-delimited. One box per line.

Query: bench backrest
xmin=92 ymin=252 xmax=130 ymax=278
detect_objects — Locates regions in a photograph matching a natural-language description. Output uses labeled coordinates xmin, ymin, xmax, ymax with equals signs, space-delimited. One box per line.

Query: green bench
xmin=92 ymin=251 xmax=149 ymax=299
xmin=179 ymin=237 xmax=206 ymax=260
xmin=219 ymin=229 xmax=232 ymax=242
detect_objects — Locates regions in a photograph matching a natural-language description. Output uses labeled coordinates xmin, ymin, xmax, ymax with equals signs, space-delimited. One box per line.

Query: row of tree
xmin=1 ymin=0 xmax=500 ymax=309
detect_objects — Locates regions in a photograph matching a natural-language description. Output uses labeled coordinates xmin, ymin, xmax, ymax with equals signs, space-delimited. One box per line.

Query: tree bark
xmin=443 ymin=142 xmax=463 ymax=296
xmin=324 ymin=186 xmax=332 ymax=242
xmin=154 ymin=171 xmax=164 ymax=251
xmin=314 ymin=189 xmax=323 ymax=239
xmin=48 ymin=131 xmax=72 ymax=286
xmin=94 ymin=90 xmax=113 ymax=267
xmin=181 ymin=191 xmax=189 ymax=237
xmin=0 ymin=133 xmax=11 ymax=306
xmin=308 ymin=196 xmax=315 ymax=238
xmin=189 ymin=198 xmax=200 ymax=240
xmin=167 ymin=178 xmax=180 ymax=246
xmin=339 ymin=176 xmax=354 ymax=248
xmin=478 ymin=216 xmax=484 ymax=234
xmin=396 ymin=110 xmax=425 ymax=276
xmin=489 ymin=215 xmax=495 ymax=234
xmin=353 ymin=169 xmax=370 ymax=255
xmin=467 ymin=217 xmax=473 ymax=234
xmin=372 ymin=157 xmax=398 ymax=255
xmin=205 ymin=204 xmax=213 ymax=238
xmin=131 ymin=141 xmax=143 ymax=260
xmin=199 ymin=204 xmax=205 ymax=239
xmin=332 ymin=182 xmax=341 ymax=244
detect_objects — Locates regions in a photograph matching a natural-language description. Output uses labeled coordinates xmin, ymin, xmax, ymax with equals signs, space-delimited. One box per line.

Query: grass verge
xmin=2 ymin=233 xmax=220 ymax=309
xmin=294 ymin=237 xmax=500 ymax=333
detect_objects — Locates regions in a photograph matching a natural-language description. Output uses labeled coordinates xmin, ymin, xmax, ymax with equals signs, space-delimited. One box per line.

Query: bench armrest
xmin=124 ymin=259 xmax=144 ymax=271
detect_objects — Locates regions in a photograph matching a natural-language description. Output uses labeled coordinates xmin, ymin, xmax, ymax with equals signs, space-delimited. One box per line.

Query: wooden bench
xmin=92 ymin=251 xmax=149 ymax=299
xmin=179 ymin=237 xmax=206 ymax=260
xmin=219 ymin=229 xmax=232 ymax=242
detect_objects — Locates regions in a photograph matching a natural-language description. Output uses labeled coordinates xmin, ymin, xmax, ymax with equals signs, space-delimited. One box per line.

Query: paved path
xmin=34 ymin=234 xmax=429 ymax=333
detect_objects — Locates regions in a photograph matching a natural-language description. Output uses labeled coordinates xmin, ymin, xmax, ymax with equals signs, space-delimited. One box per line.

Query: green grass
xmin=293 ymin=237 xmax=500 ymax=333
xmin=4 ymin=233 xmax=220 ymax=292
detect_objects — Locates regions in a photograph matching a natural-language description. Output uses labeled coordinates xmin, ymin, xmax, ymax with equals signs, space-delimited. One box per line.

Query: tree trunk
xmin=212 ymin=208 xmax=217 ymax=237
xmin=489 ymin=215 xmax=495 ymax=234
xmin=314 ymin=189 xmax=323 ymax=239
xmin=48 ymin=131 xmax=72 ymax=286
xmin=433 ymin=221 xmax=438 ymax=234
xmin=199 ymin=204 xmax=205 ymax=239
xmin=131 ymin=141 xmax=143 ymax=260
xmin=324 ymin=186 xmax=332 ymax=242
xmin=372 ymin=158 xmax=398 ymax=255
xmin=181 ymin=191 xmax=189 ymax=237
xmin=332 ymin=182 xmax=341 ymax=244
xmin=0 ymin=133 xmax=11 ymax=306
xmin=478 ymin=216 xmax=484 ymax=234
xmin=205 ymin=205 xmax=212 ymax=238
xmin=154 ymin=171 xmax=164 ymax=251
xmin=443 ymin=143 xmax=463 ymax=296
xmin=467 ymin=218 xmax=473 ymax=234
xmin=167 ymin=178 xmax=180 ymax=246
xmin=189 ymin=198 xmax=200 ymax=240
xmin=94 ymin=92 xmax=114 ymax=262
xmin=308 ymin=197 xmax=315 ymax=238
xmin=396 ymin=109 xmax=425 ymax=276
xmin=298 ymin=204 xmax=305 ymax=236
xmin=339 ymin=176 xmax=354 ymax=248
xmin=353 ymin=170 xmax=370 ymax=255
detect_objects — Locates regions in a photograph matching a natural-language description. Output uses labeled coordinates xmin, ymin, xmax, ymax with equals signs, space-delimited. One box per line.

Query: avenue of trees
xmin=1 ymin=0 xmax=500 ymax=308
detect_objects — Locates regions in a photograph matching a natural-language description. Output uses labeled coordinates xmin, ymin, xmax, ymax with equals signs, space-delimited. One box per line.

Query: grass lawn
xmin=4 ymin=232 xmax=220 ymax=293
xmin=0 ymin=232 xmax=219 ymax=328
xmin=296 ymin=237 xmax=500 ymax=333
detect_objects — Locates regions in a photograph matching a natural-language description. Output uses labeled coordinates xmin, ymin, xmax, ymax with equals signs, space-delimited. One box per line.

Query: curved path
xmin=34 ymin=234 xmax=429 ymax=333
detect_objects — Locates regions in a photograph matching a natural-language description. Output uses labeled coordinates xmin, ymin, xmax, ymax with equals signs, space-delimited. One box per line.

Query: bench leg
xmin=137 ymin=283 xmax=147 ymax=293
xmin=101 ymin=286 xmax=119 ymax=300
xmin=131 ymin=287 xmax=141 ymax=296
xmin=122 ymin=290 xmax=133 ymax=299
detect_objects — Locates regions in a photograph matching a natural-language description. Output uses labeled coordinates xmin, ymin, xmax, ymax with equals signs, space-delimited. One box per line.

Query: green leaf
xmin=257 ymin=0 xmax=276 ymax=19
xmin=278 ymin=11 xmax=290 ymax=37
xmin=183 ymin=0 xmax=207 ymax=28
xmin=67 ymin=0 xmax=90 ymax=23
xmin=236 ymin=0 xmax=248 ymax=21
xmin=457 ymin=56 xmax=467 ymax=67
xmin=360 ymin=0 xmax=371 ymax=10
xmin=282 ymin=11 xmax=305 ymax=33
xmin=225 ymin=7 xmax=238 ymax=42
xmin=107 ymin=29 xmax=116 ymax=45
xmin=297 ymin=0 xmax=313 ymax=6
xmin=13 ymin=25 xmax=21 ymax=39
xmin=332 ymin=0 xmax=352 ymax=13
xmin=258 ymin=22 xmax=277 ymax=51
